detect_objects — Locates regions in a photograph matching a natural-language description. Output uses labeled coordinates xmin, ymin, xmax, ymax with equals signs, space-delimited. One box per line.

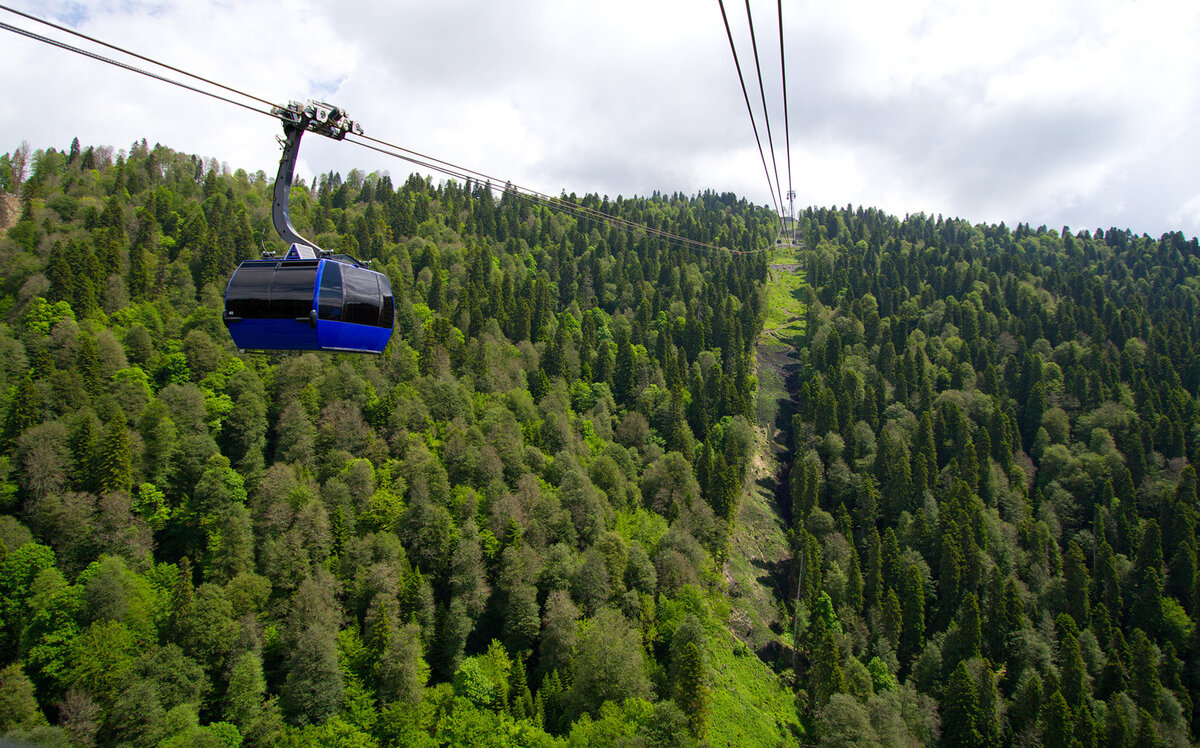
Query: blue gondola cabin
xmin=223 ymin=246 xmax=394 ymax=354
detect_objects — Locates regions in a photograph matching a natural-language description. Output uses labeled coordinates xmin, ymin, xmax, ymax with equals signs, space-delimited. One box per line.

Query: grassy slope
xmin=761 ymin=247 xmax=807 ymax=346
xmin=705 ymin=624 xmax=803 ymax=747
xmin=707 ymin=245 xmax=808 ymax=746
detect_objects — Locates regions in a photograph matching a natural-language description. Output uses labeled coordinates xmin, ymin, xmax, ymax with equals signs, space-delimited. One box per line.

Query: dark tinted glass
xmin=318 ymin=261 xmax=343 ymax=321
xmin=225 ymin=264 xmax=277 ymax=319
xmin=269 ymin=263 xmax=318 ymax=319
xmin=343 ymin=267 xmax=382 ymax=326
xmin=379 ymin=276 xmax=394 ymax=329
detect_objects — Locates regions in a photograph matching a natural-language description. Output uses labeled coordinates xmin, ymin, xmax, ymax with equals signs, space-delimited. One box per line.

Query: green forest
xmin=0 ymin=137 xmax=1196 ymax=747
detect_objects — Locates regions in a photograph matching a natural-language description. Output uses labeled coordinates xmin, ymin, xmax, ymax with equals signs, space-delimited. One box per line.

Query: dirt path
xmin=752 ymin=338 xmax=802 ymax=543
xmin=725 ymin=263 xmax=806 ymax=665
xmin=766 ymin=264 xmax=800 ymax=284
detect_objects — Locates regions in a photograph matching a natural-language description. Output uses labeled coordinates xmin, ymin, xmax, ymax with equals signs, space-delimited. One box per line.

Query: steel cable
xmin=742 ymin=0 xmax=784 ymax=215
xmin=0 ymin=6 xmax=773 ymax=257
xmin=0 ymin=2 xmax=279 ymax=110
xmin=716 ymin=0 xmax=782 ymax=219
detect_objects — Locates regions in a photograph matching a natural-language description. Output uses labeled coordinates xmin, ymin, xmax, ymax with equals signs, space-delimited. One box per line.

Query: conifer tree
xmin=96 ymin=416 xmax=133 ymax=495
xmin=1010 ymin=672 xmax=1042 ymax=738
xmin=674 ymin=641 xmax=709 ymax=736
xmin=863 ymin=527 xmax=882 ymax=610
xmin=957 ymin=592 xmax=982 ymax=661
xmin=1130 ymin=629 xmax=1162 ymax=721
xmin=45 ymin=241 xmax=74 ymax=304
xmin=977 ymin=662 xmax=1001 ymax=747
xmin=1063 ymin=539 xmax=1091 ymax=627
xmin=127 ymin=207 xmax=155 ymax=298
xmin=614 ymin=328 xmax=635 ymax=406
xmin=942 ymin=661 xmax=981 ymax=747
xmin=510 ymin=657 xmax=533 ymax=721
xmin=1041 ymin=688 xmax=1072 ymax=748
xmin=808 ymin=617 xmax=844 ymax=708
xmin=1059 ymin=629 xmax=1089 ymax=709
xmin=224 ymin=650 xmax=267 ymax=733
xmin=899 ymin=564 xmax=925 ymax=663
xmin=3 ymin=375 xmax=42 ymax=446
xmin=1133 ymin=521 xmax=1165 ymax=638
xmin=881 ymin=588 xmax=902 ymax=648
xmin=875 ymin=430 xmax=911 ymax=520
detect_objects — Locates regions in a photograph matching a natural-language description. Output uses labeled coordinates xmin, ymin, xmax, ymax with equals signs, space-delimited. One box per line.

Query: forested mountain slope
xmin=0 ymin=138 xmax=1197 ymax=747
xmin=0 ymin=139 xmax=776 ymax=746
xmin=786 ymin=208 xmax=1200 ymax=746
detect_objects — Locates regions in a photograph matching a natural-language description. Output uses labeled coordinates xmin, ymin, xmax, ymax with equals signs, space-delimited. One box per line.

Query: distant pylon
xmin=786 ymin=189 xmax=796 ymax=244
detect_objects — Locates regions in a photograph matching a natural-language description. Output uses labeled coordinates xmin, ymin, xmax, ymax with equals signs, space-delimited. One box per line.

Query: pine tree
xmin=1104 ymin=693 xmax=1134 ymax=747
xmin=76 ymin=336 xmax=102 ymax=395
xmin=881 ymin=588 xmax=902 ymax=648
xmin=45 ymin=241 xmax=74 ymax=304
xmin=791 ymin=458 xmax=819 ymax=527
xmin=614 ymin=328 xmax=634 ymax=406
xmin=863 ymin=527 xmax=882 ymax=610
xmin=957 ymin=592 xmax=982 ymax=660
xmin=196 ymin=225 xmax=231 ymax=290
xmin=127 ymin=207 xmax=155 ymax=298
xmin=942 ymin=661 xmax=981 ymax=747
xmin=281 ymin=624 xmax=344 ymax=726
xmin=1133 ymin=521 xmax=1165 ymax=637
xmin=96 ymin=416 xmax=133 ymax=495
xmin=1130 ymin=629 xmax=1162 ymax=721
xmin=1059 ymin=629 xmax=1089 ymax=708
xmin=913 ymin=410 xmax=937 ymax=485
xmin=1041 ymin=688 xmax=1072 ymax=747
xmin=2 ymin=375 xmax=43 ymax=446
xmin=96 ymin=196 xmax=126 ymax=276
xmin=1063 ymin=539 xmax=1092 ymax=627
xmin=1074 ymin=700 xmax=1099 ymax=748
xmin=224 ymin=650 xmax=267 ymax=733
xmin=674 ymin=641 xmax=709 ymax=736
xmin=808 ymin=617 xmax=844 ymax=708
xmin=899 ymin=564 xmax=925 ymax=664
xmin=510 ymin=657 xmax=533 ymax=721
xmin=1010 ymin=672 xmax=1042 ymax=737
xmin=938 ymin=519 xmax=964 ymax=623
xmin=977 ymin=663 xmax=1001 ymax=747
xmin=875 ymin=429 xmax=911 ymax=520
xmin=814 ymin=386 xmax=839 ymax=436
xmin=845 ymin=542 xmax=863 ymax=611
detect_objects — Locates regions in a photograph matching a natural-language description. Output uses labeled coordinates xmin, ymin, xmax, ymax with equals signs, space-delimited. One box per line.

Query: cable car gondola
xmin=222 ymin=100 xmax=393 ymax=354
xmin=224 ymin=248 xmax=394 ymax=354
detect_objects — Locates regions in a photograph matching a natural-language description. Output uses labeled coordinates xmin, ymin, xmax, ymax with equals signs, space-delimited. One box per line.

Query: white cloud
xmin=2 ymin=0 xmax=1200 ymax=237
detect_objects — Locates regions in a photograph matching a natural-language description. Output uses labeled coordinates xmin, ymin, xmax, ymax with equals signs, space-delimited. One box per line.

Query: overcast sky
xmin=2 ymin=0 xmax=1199 ymax=239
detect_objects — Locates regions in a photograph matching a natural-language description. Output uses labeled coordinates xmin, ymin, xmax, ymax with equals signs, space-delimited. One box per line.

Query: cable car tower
xmin=223 ymin=101 xmax=395 ymax=354
xmin=787 ymin=188 xmax=796 ymax=245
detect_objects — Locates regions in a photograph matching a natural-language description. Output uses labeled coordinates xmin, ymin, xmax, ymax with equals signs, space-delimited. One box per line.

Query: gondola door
xmin=224 ymin=260 xmax=320 ymax=351
xmin=314 ymin=262 xmax=393 ymax=354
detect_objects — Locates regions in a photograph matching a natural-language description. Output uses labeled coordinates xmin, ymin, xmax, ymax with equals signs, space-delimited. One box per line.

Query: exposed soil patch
xmin=0 ymin=194 xmax=19 ymax=231
xmin=768 ymin=263 xmax=802 ymax=276
xmin=726 ymin=334 xmax=804 ymax=668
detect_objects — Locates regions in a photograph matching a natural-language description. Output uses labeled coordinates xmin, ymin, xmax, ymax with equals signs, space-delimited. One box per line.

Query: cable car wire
xmin=742 ymin=0 xmax=785 ymax=217
xmin=345 ymin=133 xmax=772 ymax=255
xmin=777 ymin=0 xmax=796 ymax=245
xmin=0 ymin=19 xmax=275 ymax=121
xmin=716 ymin=0 xmax=782 ymax=219
xmin=0 ymin=3 xmax=277 ymax=111
xmin=0 ymin=6 xmax=774 ymax=257
xmin=0 ymin=4 xmax=733 ymax=255
xmin=354 ymin=133 xmax=677 ymax=242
